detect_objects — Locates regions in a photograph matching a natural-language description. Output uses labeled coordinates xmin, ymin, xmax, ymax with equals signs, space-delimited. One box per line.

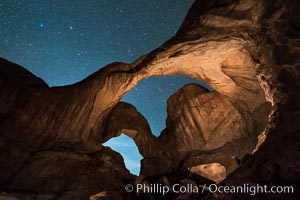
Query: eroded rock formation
xmin=0 ymin=0 xmax=299 ymax=199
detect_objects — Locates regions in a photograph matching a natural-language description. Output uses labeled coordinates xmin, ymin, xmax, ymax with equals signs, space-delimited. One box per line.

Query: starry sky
xmin=0 ymin=0 xmax=195 ymax=85
xmin=0 ymin=0 xmax=207 ymax=175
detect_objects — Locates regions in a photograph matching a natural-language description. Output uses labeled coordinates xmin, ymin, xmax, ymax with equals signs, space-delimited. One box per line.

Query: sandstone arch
xmin=0 ymin=0 xmax=299 ymax=199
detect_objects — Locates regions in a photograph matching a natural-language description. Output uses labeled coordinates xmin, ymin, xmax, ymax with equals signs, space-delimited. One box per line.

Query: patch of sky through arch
xmin=103 ymin=134 xmax=142 ymax=175
xmin=122 ymin=75 xmax=212 ymax=136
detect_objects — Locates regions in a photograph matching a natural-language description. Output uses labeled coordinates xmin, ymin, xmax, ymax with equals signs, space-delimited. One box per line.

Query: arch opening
xmin=121 ymin=75 xmax=213 ymax=136
xmin=103 ymin=133 xmax=143 ymax=175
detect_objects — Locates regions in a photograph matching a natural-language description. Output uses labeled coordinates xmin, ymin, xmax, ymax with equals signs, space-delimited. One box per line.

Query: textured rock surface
xmin=0 ymin=0 xmax=299 ymax=199
xmin=165 ymin=84 xmax=247 ymax=151
xmin=189 ymin=163 xmax=226 ymax=183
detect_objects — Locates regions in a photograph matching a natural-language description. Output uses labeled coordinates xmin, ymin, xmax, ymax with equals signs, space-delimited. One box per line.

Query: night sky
xmin=0 ymin=0 xmax=203 ymax=175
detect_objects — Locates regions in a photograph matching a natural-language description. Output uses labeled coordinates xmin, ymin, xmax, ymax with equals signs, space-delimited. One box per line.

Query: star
xmin=38 ymin=23 xmax=44 ymax=28
xmin=157 ymin=86 xmax=164 ymax=94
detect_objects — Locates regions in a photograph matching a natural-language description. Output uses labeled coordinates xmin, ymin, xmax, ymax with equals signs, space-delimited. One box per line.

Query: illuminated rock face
xmin=190 ymin=163 xmax=226 ymax=183
xmin=0 ymin=0 xmax=299 ymax=199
